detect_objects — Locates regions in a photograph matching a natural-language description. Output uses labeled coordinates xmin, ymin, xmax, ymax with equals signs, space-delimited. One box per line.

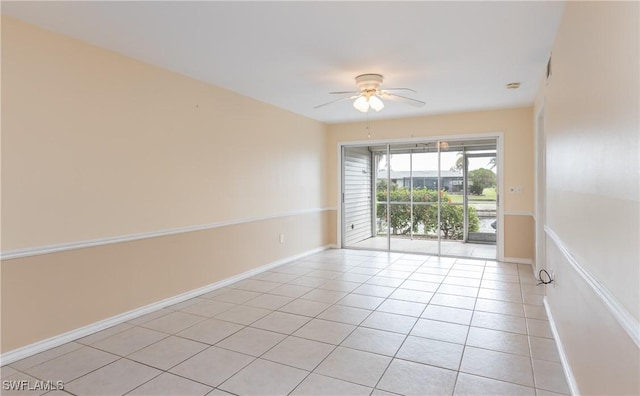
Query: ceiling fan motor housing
xmin=355 ymin=74 xmax=383 ymax=92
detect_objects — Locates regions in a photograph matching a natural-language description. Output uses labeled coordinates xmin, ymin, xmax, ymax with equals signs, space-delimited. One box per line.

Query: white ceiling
xmin=2 ymin=1 xmax=565 ymax=124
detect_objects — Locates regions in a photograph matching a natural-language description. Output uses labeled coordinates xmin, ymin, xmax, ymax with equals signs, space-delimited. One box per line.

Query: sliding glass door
xmin=383 ymin=145 xmax=442 ymax=254
xmin=342 ymin=138 xmax=497 ymax=259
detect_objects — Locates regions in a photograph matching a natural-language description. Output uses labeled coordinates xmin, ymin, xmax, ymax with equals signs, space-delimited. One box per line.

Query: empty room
xmin=1 ymin=1 xmax=638 ymax=395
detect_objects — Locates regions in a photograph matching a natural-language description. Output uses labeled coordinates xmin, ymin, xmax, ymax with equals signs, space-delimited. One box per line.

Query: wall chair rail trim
xmin=545 ymin=226 xmax=640 ymax=348
xmin=1 ymin=207 xmax=337 ymax=261
xmin=503 ymin=211 xmax=535 ymax=217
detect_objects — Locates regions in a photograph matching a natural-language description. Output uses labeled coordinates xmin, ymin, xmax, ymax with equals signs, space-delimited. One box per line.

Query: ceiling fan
xmin=314 ymin=74 xmax=425 ymax=113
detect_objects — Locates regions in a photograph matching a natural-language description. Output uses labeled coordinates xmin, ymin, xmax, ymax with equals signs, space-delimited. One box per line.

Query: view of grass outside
xmin=448 ymin=187 xmax=497 ymax=203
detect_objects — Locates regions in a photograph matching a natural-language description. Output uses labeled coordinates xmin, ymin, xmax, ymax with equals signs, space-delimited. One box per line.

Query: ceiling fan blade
xmin=382 ymin=93 xmax=425 ymax=107
xmin=313 ymin=95 xmax=359 ymax=109
xmin=328 ymin=90 xmax=360 ymax=95
xmin=382 ymin=87 xmax=417 ymax=93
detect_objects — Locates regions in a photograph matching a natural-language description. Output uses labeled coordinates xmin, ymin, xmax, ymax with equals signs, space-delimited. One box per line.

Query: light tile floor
xmin=1 ymin=249 xmax=570 ymax=396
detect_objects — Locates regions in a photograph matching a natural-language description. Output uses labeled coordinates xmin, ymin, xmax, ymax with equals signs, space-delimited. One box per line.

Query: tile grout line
xmin=452 ymin=257 xmax=486 ymax=396
xmin=369 ymin=253 xmax=458 ymax=394
xmin=287 ymin=251 xmax=404 ymax=394
xmin=218 ymin=253 xmax=375 ymax=395
xmin=275 ymin=252 xmax=388 ymax=395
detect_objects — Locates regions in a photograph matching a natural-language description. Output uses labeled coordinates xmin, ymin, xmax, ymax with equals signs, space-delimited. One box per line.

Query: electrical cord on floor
xmin=537 ymin=269 xmax=553 ymax=286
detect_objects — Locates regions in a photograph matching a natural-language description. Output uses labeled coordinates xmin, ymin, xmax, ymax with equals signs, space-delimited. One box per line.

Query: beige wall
xmin=327 ymin=107 xmax=535 ymax=261
xmin=1 ymin=18 xmax=333 ymax=353
xmin=504 ymin=215 xmax=534 ymax=259
xmin=535 ymin=1 xmax=639 ymax=394
xmin=2 ymin=211 xmax=334 ymax=352
xmin=2 ymin=17 xmax=330 ymax=251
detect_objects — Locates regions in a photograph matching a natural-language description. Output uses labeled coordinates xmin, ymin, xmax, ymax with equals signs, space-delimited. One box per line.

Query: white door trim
xmin=535 ymin=103 xmax=546 ymax=274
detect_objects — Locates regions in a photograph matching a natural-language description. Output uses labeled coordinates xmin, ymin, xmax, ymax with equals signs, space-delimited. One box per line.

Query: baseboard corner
xmin=502 ymin=256 xmax=534 ymax=265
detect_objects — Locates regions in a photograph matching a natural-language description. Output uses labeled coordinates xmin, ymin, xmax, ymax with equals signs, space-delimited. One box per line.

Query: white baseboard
xmin=544 ymin=297 xmax=579 ymax=396
xmin=0 ymin=245 xmax=332 ymax=365
xmin=503 ymin=257 xmax=534 ymax=265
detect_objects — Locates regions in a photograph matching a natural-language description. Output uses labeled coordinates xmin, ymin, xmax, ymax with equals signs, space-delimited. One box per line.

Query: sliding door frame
xmin=464 ymin=150 xmax=499 ymax=244
xmin=337 ymin=132 xmax=504 ymax=261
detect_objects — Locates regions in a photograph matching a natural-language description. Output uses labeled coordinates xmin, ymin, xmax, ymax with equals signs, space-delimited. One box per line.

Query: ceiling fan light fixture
xmin=315 ymin=73 xmax=425 ymax=112
xmin=353 ymin=96 xmax=370 ymax=112
xmin=369 ymin=95 xmax=384 ymax=111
